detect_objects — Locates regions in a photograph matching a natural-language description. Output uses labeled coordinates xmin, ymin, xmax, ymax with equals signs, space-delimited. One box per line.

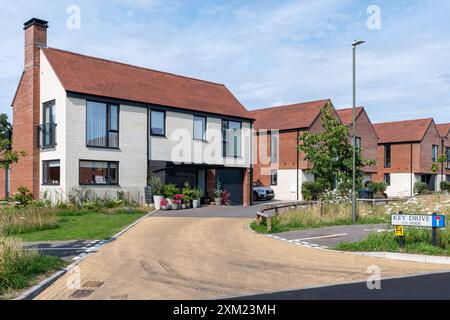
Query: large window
xmin=42 ymin=100 xmax=56 ymax=148
xmin=384 ymin=173 xmax=391 ymax=186
xmin=86 ymin=101 xmax=119 ymax=148
xmin=193 ymin=116 xmax=207 ymax=141
xmin=384 ymin=144 xmax=391 ymax=168
xmin=447 ymin=147 xmax=450 ymax=169
xmin=222 ymin=120 xmax=242 ymax=157
xmin=151 ymin=110 xmax=166 ymax=136
xmin=270 ymin=170 xmax=278 ymax=186
xmin=432 ymin=145 xmax=438 ymax=163
xmin=42 ymin=160 xmax=60 ymax=185
xmin=270 ymin=133 xmax=278 ymax=163
xmin=79 ymin=160 xmax=119 ymax=185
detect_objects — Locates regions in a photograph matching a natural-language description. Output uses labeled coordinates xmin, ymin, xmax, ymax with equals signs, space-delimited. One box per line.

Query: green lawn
xmin=17 ymin=210 xmax=146 ymax=242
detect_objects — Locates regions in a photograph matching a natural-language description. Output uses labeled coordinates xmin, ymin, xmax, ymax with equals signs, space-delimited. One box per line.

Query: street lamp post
xmin=351 ymin=40 xmax=365 ymax=223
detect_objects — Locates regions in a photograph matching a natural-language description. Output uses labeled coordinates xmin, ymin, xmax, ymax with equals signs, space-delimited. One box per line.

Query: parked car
xmin=252 ymin=182 xmax=275 ymax=201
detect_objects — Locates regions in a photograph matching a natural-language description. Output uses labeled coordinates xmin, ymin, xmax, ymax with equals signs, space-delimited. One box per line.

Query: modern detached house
xmin=373 ymin=118 xmax=442 ymax=197
xmin=336 ymin=107 xmax=378 ymax=183
xmin=6 ymin=18 xmax=254 ymax=205
xmin=251 ymin=99 xmax=333 ymax=201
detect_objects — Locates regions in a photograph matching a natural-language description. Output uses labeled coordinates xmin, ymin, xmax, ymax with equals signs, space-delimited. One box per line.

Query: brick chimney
xmin=10 ymin=18 xmax=48 ymax=198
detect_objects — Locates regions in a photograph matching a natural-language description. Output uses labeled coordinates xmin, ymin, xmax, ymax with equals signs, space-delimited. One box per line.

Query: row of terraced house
xmin=1 ymin=18 xmax=449 ymax=204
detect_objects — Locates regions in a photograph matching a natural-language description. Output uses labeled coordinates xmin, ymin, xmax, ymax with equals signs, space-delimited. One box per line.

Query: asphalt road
xmin=233 ymin=271 xmax=450 ymax=300
xmin=274 ymin=224 xmax=389 ymax=248
xmin=22 ymin=240 xmax=103 ymax=261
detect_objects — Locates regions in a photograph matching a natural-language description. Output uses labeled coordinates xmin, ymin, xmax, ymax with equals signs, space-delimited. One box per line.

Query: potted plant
xmin=171 ymin=198 xmax=181 ymax=210
xmin=149 ymin=175 xmax=164 ymax=210
xmin=160 ymin=197 xmax=169 ymax=210
xmin=163 ymin=183 xmax=179 ymax=205
xmin=173 ymin=194 xmax=183 ymax=210
xmin=192 ymin=188 xmax=202 ymax=208
xmin=182 ymin=182 xmax=193 ymax=209
xmin=213 ymin=182 xmax=223 ymax=206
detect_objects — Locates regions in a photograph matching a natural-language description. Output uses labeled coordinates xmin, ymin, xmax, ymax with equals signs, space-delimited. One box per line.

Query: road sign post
xmin=396 ymin=211 xmax=405 ymax=248
xmin=432 ymin=213 xmax=437 ymax=247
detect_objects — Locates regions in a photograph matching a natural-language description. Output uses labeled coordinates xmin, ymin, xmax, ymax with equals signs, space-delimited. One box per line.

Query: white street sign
xmin=391 ymin=214 xmax=433 ymax=227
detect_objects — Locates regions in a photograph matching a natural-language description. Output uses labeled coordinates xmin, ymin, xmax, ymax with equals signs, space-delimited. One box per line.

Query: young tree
xmin=0 ymin=113 xmax=26 ymax=197
xmin=298 ymin=105 xmax=375 ymax=194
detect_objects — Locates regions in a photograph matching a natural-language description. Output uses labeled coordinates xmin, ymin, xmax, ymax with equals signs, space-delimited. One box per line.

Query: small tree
xmin=431 ymin=153 xmax=447 ymax=184
xmin=0 ymin=114 xmax=26 ymax=198
xmin=298 ymin=105 xmax=375 ymax=195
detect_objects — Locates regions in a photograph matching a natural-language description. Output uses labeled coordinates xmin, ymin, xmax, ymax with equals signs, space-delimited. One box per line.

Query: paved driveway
xmin=37 ymin=215 xmax=450 ymax=300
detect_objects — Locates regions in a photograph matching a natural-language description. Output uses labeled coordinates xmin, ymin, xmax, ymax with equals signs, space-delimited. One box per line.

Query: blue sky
xmin=0 ymin=0 xmax=449 ymax=123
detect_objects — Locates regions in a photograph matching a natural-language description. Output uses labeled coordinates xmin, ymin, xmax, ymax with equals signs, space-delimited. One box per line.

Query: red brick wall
xmin=444 ymin=133 xmax=450 ymax=176
xmin=419 ymin=123 xmax=442 ymax=173
xmin=10 ymin=22 xmax=47 ymax=198
xmin=354 ymin=110 xmax=378 ymax=173
xmin=243 ymin=168 xmax=250 ymax=206
xmin=0 ymin=169 xmax=6 ymax=199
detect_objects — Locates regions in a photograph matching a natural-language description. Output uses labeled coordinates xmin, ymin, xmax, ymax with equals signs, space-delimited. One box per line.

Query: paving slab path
xmin=36 ymin=216 xmax=450 ymax=300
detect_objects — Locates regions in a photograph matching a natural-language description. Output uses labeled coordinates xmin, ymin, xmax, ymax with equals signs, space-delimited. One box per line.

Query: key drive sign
xmin=391 ymin=214 xmax=446 ymax=228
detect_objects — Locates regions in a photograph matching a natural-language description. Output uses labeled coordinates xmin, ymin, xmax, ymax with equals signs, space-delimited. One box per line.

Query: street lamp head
xmin=352 ymin=40 xmax=366 ymax=47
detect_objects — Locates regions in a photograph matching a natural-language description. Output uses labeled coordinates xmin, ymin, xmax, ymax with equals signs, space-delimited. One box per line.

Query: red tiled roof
xmin=436 ymin=123 xmax=450 ymax=137
xmin=42 ymin=48 xmax=252 ymax=119
xmin=336 ymin=107 xmax=363 ymax=126
xmin=373 ymin=118 xmax=433 ymax=144
xmin=250 ymin=99 xmax=330 ymax=131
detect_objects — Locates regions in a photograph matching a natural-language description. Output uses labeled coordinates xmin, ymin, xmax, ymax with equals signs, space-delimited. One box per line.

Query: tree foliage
xmin=298 ymin=105 xmax=376 ymax=193
xmin=0 ymin=113 xmax=26 ymax=169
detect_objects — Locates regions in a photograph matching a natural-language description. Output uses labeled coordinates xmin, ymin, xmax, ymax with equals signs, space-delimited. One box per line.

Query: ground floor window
xmin=79 ymin=160 xmax=119 ymax=185
xmin=384 ymin=173 xmax=391 ymax=186
xmin=42 ymin=160 xmax=60 ymax=185
xmin=270 ymin=170 xmax=278 ymax=186
xmin=447 ymin=175 xmax=450 ymax=182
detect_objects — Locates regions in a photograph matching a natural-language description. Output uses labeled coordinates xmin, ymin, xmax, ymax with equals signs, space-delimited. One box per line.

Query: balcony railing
xmin=38 ymin=123 xmax=57 ymax=149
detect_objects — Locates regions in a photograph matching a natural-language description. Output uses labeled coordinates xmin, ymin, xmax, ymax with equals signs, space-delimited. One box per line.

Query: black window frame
xmin=355 ymin=136 xmax=362 ymax=151
xmin=193 ymin=115 xmax=207 ymax=141
xmin=446 ymin=147 xmax=450 ymax=169
xmin=150 ymin=110 xmax=166 ymax=137
xmin=384 ymin=173 xmax=391 ymax=186
xmin=42 ymin=159 xmax=60 ymax=186
xmin=384 ymin=144 xmax=391 ymax=168
xmin=79 ymin=160 xmax=120 ymax=186
xmin=41 ymin=100 xmax=56 ymax=148
xmin=270 ymin=133 xmax=278 ymax=163
xmin=270 ymin=170 xmax=278 ymax=186
xmin=86 ymin=100 xmax=120 ymax=149
xmin=222 ymin=120 xmax=242 ymax=158
xmin=432 ymin=144 xmax=438 ymax=163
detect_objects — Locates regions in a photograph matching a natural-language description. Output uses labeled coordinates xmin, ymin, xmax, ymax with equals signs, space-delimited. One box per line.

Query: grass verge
xmin=336 ymin=227 xmax=450 ymax=256
xmin=0 ymin=237 xmax=65 ymax=297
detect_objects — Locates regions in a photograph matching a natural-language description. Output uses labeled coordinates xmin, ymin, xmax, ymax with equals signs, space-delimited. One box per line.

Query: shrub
xmin=181 ymin=182 xmax=193 ymax=202
xmin=414 ymin=182 xmax=430 ymax=195
xmin=301 ymin=181 xmax=324 ymax=201
xmin=192 ymin=188 xmax=202 ymax=200
xmin=441 ymin=181 xmax=450 ymax=193
xmin=163 ymin=184 xmax=179 ymax=199
xmin=366 ymin=181 xmax=387 ymax=194
xmin=149 ymin=175 xmax=163 ymax=196
xmin=12 ymin=186 xmax=33 ymax=207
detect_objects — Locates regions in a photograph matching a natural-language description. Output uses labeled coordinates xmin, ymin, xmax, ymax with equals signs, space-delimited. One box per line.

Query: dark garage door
xmin=217 ymin=169 xmax=243 ymax=205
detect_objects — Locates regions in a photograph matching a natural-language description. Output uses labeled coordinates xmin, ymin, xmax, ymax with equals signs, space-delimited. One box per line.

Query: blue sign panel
xmin=432 ymin=215 xmax=446 ymax=228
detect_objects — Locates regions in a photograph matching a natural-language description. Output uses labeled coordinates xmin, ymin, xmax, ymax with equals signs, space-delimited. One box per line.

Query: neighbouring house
xmin=336 ymin=107 xmax=378 ymax=183
xmin=373 ymin=118 xmax=442 ymax=197
xmin=436 ymin=123 xmax=450 ymax=184
xmin=250 ymin=99 xmax=335 ymax=201
xmin=5 ymin=18 xmax=254 ymax=205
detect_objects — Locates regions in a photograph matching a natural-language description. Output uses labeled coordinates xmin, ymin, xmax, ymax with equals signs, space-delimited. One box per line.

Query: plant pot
xmin=161 ymin=205 xmax=167 ymax=211
xmin=153 ymin=195 xmax=163 ymax=210
xmin=193 ymin=199 xmax=200 ymax=208
xmin=170 ymin=203 xmax=179 ymax=210
xmin=214 ymin=198 xmax=222 ymax=206
xmin=181 ymin=204 xmax=187 ymax=209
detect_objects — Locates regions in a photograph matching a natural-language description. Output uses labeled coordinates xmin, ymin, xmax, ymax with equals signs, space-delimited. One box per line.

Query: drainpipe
xmin=296 ymin=129 xmax=300 ymax=201
xmin=410 ymin=143 xmax=413 ymax=196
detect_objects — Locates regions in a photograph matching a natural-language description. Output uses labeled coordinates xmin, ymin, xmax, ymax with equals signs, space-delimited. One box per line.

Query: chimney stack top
xmin=23 ymin=18 xmax=48 ymax=30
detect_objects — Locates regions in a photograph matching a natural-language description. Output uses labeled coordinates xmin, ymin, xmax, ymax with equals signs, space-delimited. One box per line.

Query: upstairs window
xmin=193 ymin=116 xmax=206 ymax=141
xmin=432 ymin=145 xmax=438 ymax=163
xmin=446 ymin=147 xmax=450 ymax=169
xmin=355 ymin=136 xmax=362 ymax=152
xmin=151 ymin=110 xmax=166 ymax=136
xmin=86 ymin=101 xmax=119 ymax=148
xmin=384 ymin=144 xmax=391 ymax=168
xmin=222 ymin=120 xmax=242 ymax=158
xmin=41 ymin=100 xmax=56 ymax=148
xmin=270 ymin=133 xmax=278 ymax=163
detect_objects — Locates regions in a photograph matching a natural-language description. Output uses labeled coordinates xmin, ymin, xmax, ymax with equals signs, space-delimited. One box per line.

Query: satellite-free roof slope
xmin=373 ymin=118 xmax=433 ymax=144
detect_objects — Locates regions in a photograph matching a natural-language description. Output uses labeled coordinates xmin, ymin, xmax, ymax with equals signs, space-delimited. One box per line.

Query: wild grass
xmin=0 ymin=237 xmax=65 ymax=296
xmin=0 ymin=207 xmax=59 ymax=236
xmin=251 ymin=194 xmax=450 ymax=234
